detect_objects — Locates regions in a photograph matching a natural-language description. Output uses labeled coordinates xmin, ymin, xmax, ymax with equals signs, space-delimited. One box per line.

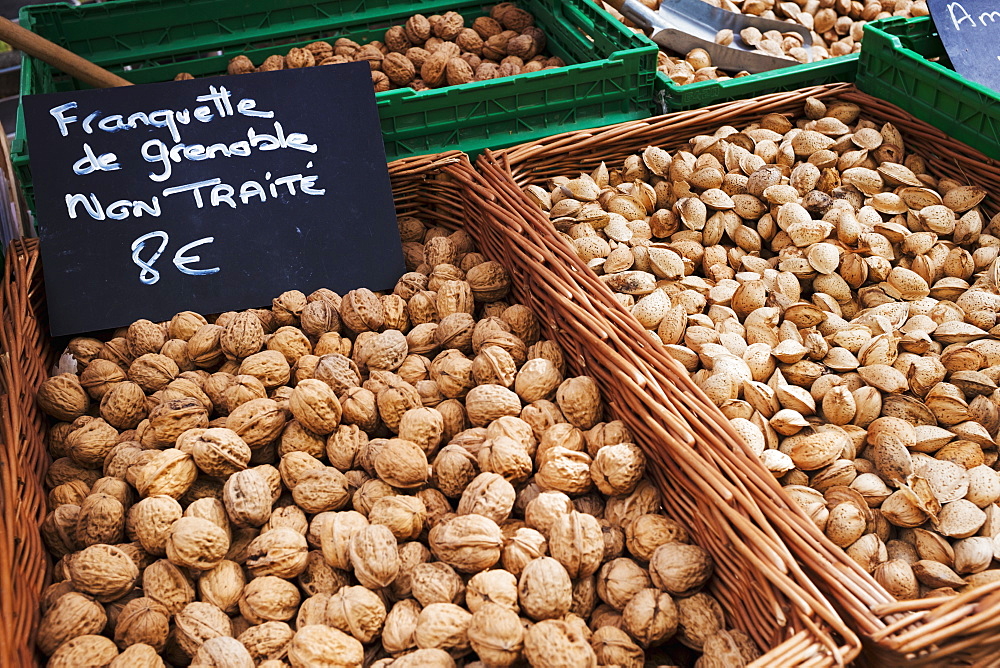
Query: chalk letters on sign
xmin=23 ymin=62 xmax=403 ymax=336
xmin=929 ymin=0 xmax=1000 ymax=92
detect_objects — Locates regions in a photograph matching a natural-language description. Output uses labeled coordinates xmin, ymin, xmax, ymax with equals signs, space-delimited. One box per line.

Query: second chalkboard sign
xmin=929 ymin=0 xmax=1000 ymax=92
xmin=23 ymin=61 xmax=404 ymax=336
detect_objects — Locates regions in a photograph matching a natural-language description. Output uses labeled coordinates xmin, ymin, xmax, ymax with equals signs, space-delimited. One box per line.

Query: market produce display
xmin=30 ymin=217 xmax=760 ymax=666
xmin=527 ymin=95 xmax=1000 ymax=600
xmin=176 ymin=3 xmax=565 ymax=93
xmin=604 ymin=0 xmax=926 ymax=84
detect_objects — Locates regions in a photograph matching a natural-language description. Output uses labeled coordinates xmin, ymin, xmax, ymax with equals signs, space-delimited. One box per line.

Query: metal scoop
xmin=607 ymin=0 xmax=812 ymax=74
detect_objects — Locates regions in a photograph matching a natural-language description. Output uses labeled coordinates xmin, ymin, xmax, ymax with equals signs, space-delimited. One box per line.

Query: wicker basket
xmin=0 ymin=152 xmax=859 ymax=666
xmin=457 ymin=81 xmax=1000 ymax=665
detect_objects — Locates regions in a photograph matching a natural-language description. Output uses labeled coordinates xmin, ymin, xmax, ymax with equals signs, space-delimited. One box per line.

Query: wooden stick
xmin=0 ymin=16 xmax=131 ymax=88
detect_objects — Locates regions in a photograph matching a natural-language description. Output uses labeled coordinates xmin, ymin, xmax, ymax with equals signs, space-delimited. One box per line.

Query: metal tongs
xmin=607 ymin=0 xmax=813 ymax=74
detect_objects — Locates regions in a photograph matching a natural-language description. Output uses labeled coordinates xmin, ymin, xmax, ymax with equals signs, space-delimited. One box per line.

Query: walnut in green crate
xmin=528 ymin=94 xmax=1000 ymax=601
xmin=175 ymin=3 xmax=566 ymax=92
xmin=33 ymin=212 xmax=761 ymax=665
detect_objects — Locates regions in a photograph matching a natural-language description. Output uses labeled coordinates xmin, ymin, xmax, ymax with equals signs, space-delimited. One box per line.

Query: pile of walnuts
xmin=177 ymin=3 xmax=565 ymax=93
xmin=35 ymin=216 xmax=758 ymax=667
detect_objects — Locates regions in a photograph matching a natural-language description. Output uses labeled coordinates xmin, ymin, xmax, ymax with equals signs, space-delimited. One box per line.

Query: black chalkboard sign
xmin=929 ymin=0 xmax=1000 ymax=91
xmin=23 ymin=62 xmax=404 ymax=336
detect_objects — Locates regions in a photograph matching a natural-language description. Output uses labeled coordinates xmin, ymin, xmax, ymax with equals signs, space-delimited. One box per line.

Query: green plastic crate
xmin=856 ymin=16 xmax=1000 ymax=160
xmin=654 ymin=54 xmax=858 ymax=113
xmin=12 ymin=0 xmax=658 ymax=212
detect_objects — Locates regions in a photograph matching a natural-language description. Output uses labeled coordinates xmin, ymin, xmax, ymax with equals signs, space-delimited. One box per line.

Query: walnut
xmin=374 ymin=437 xmax=429 ymax=488
xmin=622 ymin=587 xmax=678 ymax=648
xmin=415 ymin=602 xmax=472 ymax=654
xmin=226 ymin=397 xmax=285 ymax=447
xmin=334 ymin=37 xmax=361 ymax=58
xmin=626 ymin=514 xmax=688 ymax=562
xmin=74 ymin=491 xmax=125 ymax=549
xmin=144 ymin=397 xmax=209 ymax=448
xmin=453 ymin=29 xmax=483 ymax=56
xmin=224 ymin=468 xmax=273 ymax=527
xmin=369 ymin=495 xmax=426 ymax=540
xmin=373 ymin=70 xmax=391 ymax=92
xmin=457 ymin=471 xmax=515 ymax=523
xmin=421 ymin=50 xmax=451 ymax=87
xmin=237 ymin=621 xmax=294 ymax=663
xmin=80 ymin=358 xmax=126 ymax=400
xmin=676 ymin=593 xmax=725 ymax=650
xmin=115 ymin=597 xmax=170 ymax=651
xmin=174 ymin=601 xmax=234 ymax=657
xmin=350 ymin=524 xmax=400 ymax=588
xmin=238 ymin=350 xmax=290 ymax=389
xmin=650 ymin=542 xmax=714 ymax=597
xmin=166 ymin=516 xmax=230 ymax=571
xmin=474 ymin=62 xmax=500 ymax=81
xmin=436 ymin=284 xmax=474 ymax=320
xmin=506 ymin=34 xmax=537 ymax=60
xmin=298 ymin=550 xmax=348 ymax=596
xmin=518 ymin=556 xmax=572 ymax=621
xmin=536 ymin=447 xmax=593 ymax=495
xmin=597 ymin=557 xmax=651 ymax=611
xmin=446 ymin=57 xmax=474 ymax=86
xmin=300 ymin=300 xmax=340 ymax=339
xmin=38 ymin=373 xmax=90 ymax=421
xmin=405 ymin=14 xmax=432 ymax=44
xmin=384 ymin=25 xmax=412 ymax=53
xmin=285 ymin=47 xmax=315 ymax=69
xmin=99 ymin=337 xmax=133 ymax=367
xmin=135 ymin=448 xmax=197 ymax=499
xmin=402 ymin=47 xmax=430 ymax=72
xmin=240 ymin=576 xmax=301 ymax=624
xmin=190 ymin=635 xmax=254 ymax=667
xmin=220 ymin=312 xmax=264 ymax=360
xmin=502 ymin=526 xmax=547 ymax=577
xmin=411 ymin=561 xmax=465 ymax=607
xmin=327 ymin=586 xmax=387 ymax=643
xmin=383 ymin=52 xmax=417 ymax=86
xmin=433 ymin=11 xmax=465 ymax=40
xmin=37 ymin=591 xmax=107 ymax=655
xmin=68 ymin=543 xmax=138 ymax=602
xmin=314 ymin=354 xmax=362 ymax=395
xmin=341 ymin=288 xmax=385 ymax=333
xmin=189 ymin=324 xmax=225 ymax=368
xmin=68 ymin=336 xmax=106 ymax=366
xmin=591 ymin=625 xmax=643 ymax=668
xmin=257 ymin=54 xmax=285 ymax=72
xmin=126 ymin=319 xmax=166 ymax=358
xmin=591 ymin=442 xmax=646 ymax=496
xmin=549 ymin=511 xmax=603 ymax=579
xmin=466 ymin=569 xmax=518 ymax=613
xmin=131 ymin=495 xmax=182 ymax=555
xmin=287 ymin=379 xmax=341 ymax=435
xmin=109 ymin=643 xmax=164 ymax=667
xmin=354 ymin=479 xmax=396 ymax=516
xmin=288 ymin=625 xmax=363 ymax=668
xmin=384 ymin=599 xmax=421 ymax=654
xmin=198 ymin=560 xmax=245 ymax=614
xmin=48 ymin=635 xmax=119 ymax=668
xmin=227 ymin=55 xmax=255 ymax=75
xmin=143 ymin=558 xmax=195 ymax=615
xmin=483 ymin=33 xmax=512 ymax=61
xmin=245 ymin=527 xmax=309 ymax=578
xmin=465 ymin=384 xmax=522 ymax=427
xmin=429 ymin=514 xmax=502 ymax=573
xmin=100 ymin=380 xmax=149 ymax=431
xmin=523 ymin=619 xmax=596 ymax=668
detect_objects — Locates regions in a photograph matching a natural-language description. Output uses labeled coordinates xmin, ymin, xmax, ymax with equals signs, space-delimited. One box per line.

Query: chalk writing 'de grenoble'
xmin=946 ymin=2 xmax=1000 ymax=29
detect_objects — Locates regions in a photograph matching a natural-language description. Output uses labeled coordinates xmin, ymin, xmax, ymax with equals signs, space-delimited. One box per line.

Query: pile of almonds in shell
xmin=176 ymin=3 xmax=564 ymax=93
xmin=527 ymin=96 xmax=1000 ymax=601
xmin=34 ymin=215 xmax=761 ymax=667
xmin=604 ymin=0 xmax=926 ymax=84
